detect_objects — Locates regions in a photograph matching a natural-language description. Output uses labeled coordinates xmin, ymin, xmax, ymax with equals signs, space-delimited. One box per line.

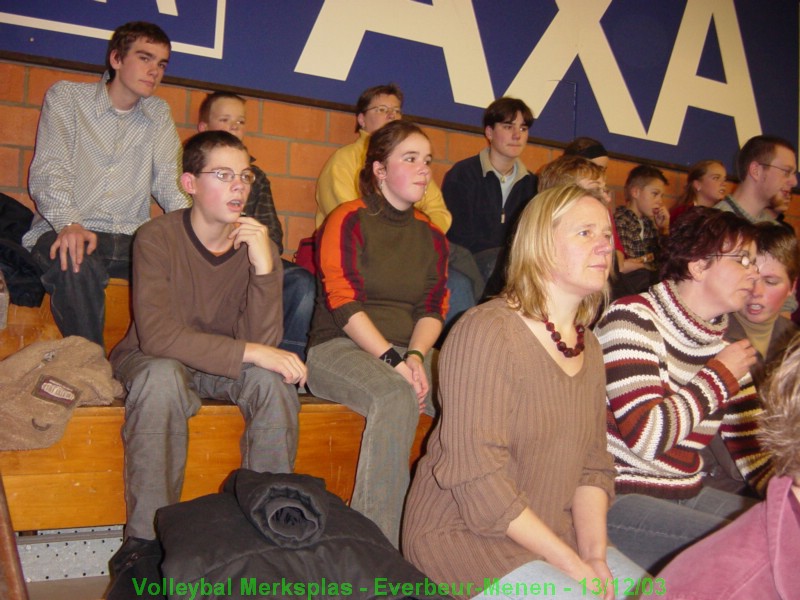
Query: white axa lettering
xmin=295 ymin=0 xmax=494 ymax=107
xmin=506 ymin=0 xmax=648 ymax=139
xmin=297 ymin=0 xmax=760 ymax=145
xmin=647 ymin=0 xmax=760 ymax=145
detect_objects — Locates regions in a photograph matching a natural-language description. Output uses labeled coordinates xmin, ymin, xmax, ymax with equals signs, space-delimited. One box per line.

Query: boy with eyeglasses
xmin=23 ymin=21 xmax=189 ymax=347
xmin=715 ymin=135 xmax=798 ymax=223
xmin=109 ymin=130 xmax=304 ymax=572
xmin=198 ymin=91 xmax=315 ymax=361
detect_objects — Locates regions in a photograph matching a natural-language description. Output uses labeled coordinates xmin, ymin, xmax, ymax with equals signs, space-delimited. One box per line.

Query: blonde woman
xmin=403 ymin=185 xmax=645 ymax=600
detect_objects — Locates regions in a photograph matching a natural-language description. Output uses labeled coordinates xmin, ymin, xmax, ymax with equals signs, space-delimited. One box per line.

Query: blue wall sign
xmin=1 ymin=0 xmax=796 ymax=170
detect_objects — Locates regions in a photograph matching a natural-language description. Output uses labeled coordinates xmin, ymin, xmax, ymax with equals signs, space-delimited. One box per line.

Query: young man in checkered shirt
xmin=23 ymin=21 xmax=188 ymax=347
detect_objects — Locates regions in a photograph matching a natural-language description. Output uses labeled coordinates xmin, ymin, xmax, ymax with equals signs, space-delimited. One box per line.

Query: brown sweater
xmin=402 ymin=299 xmax=614 ymax=599
xmin=110 ymin=209 xmax=283 ymax=380
xmin=310 ymin=194 xmax=448 ymax=348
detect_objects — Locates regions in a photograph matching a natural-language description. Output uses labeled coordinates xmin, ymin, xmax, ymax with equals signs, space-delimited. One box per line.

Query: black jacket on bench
xmin=143 ymin=469 xmax=452 ymax=600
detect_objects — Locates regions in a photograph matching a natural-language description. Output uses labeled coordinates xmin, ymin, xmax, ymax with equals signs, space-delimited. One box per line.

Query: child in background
xmin=198 ymin=92 xmax=315 ymax=361
xmin=613 ymin=165 xmax=669 ymax=294
xmin=669 ymin=160 xmax=727 ymax=223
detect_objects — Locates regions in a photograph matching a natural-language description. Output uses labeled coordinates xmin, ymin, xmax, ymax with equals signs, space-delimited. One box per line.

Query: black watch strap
xmin=378 ymin=347 xmax=403 ymax=368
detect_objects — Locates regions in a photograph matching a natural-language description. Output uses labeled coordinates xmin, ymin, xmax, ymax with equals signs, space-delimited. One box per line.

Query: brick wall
xmin=1 ymin=58 xmax=797 ymax=259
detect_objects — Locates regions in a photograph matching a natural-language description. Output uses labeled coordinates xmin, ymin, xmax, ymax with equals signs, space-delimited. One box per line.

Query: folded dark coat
xmin=156 ymin=469 xmax=452 ymax=600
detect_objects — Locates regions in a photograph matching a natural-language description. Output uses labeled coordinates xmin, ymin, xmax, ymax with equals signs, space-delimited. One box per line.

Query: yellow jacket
xmin=315 ymin=129 xmax=452 ymax=233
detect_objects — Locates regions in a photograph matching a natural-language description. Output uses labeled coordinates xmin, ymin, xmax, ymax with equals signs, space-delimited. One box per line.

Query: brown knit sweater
xmin=402 ymin=299 xmax=614 ymax=599
xmin=309 ymin=194 xmax=448 ymax=348
xmin=110 ymin=209 xmax=283 ymax=380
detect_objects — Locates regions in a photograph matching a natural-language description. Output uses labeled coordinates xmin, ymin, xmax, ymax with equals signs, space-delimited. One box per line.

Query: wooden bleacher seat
xmin=0 ymin=279 xmax=435 ymax=532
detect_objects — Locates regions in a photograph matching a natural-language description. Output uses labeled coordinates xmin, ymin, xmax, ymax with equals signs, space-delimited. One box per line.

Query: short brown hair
xmin=625 ymin=164 xmax=668 ymax=198
xmin=358 ymin=120 xmax=429 ymax=198
xmin=183 ymin=130 xmax=248 ymax=175
xmin=106 ymin=21 xmax=171 ymax=82
xmin=198 ymin=91 xmax=245 ymax=124
xmin=354 ymin=84 xmax=403 ymax=132
xmin=736 ymin=135 xmax=797 ymax=181
xmin=483 ymin=97 xmax=534 ymax=129
xmin=759 ymin=333 xmax=800 ymax=480
xmin=754 ymin=221 xmax=800 ymax=282
xmin=538 ymin=155 xmax=604 ymax=193
xmin=659 ymin=207 xmax=758 ymax=282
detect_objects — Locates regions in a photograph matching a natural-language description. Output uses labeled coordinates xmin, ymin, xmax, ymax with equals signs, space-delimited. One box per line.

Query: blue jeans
xmin=31 ymin=230 xmax=132 ymax=347
xmin=473 ymin=247 xmax=502 ymax=285
xmin=280 ymin=260 xmax=314 ymax=361
xmin=306 ymin=337 xmax=433 ymax=548
xmin=472 ymin=547 xmax=648 ymax=599
xmin=607 ymin=488 xmax=757 ymax=574
xmin=445 ymin=267 xmax=475 ymax=326
xmin=116 ymin=350 xmax=300 ymax=540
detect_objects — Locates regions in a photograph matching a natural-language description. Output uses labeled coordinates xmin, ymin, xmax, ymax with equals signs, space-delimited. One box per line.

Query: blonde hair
xmin=759 ymin=333 xmax=800 ymax=480
xmin=503 ymin=185 xmax=608 ymax=326
xmin=538 ymin=155 xmax=604 ymax=193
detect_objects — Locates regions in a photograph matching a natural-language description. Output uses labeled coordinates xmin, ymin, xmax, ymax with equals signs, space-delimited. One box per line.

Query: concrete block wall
xmin=1 ymin=58 xmax=798 ymax=260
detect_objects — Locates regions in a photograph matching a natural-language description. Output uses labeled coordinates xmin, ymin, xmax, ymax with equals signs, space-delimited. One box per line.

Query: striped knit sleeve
xmin=413 ymin=212 xmax=449 ymax=322
xmin=316 ymin=200 xmax=366 ymax=329
xmin=596 ymin=298 xmax=741 ymax=463
xmin=719 ymin=382 xmax=773 ymax=496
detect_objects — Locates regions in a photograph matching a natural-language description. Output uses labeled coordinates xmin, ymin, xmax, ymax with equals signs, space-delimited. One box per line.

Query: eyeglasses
xmin=365 ymin=105 xmax=402 ymax=118
xmin=709 ymin=253 xmax=759 ymax=273
xmin=758 ymin=163 xmax=797 ymax=178
xmin=199 ymin=168 xmax=256 ymax=185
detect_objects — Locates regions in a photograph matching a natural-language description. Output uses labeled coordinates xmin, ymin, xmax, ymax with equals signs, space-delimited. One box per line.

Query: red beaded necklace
xmin=544 ymin=319 xmax=585 ymax=358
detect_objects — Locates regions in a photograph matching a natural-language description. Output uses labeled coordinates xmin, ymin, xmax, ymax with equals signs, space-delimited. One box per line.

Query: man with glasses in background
xmin=716 ymin=135 xmax=798 ymax=223
xmin=315 ymin=83 xmax=475 ymax=326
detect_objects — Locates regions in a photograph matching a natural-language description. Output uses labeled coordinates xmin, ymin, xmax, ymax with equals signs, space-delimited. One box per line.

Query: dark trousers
xmin=31 ymin=230 xmax=133 ymax=347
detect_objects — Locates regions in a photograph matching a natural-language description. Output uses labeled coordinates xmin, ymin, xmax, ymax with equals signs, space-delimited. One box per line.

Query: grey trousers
xmin=116 ymin=350 xmax=300 ymax=539
xmin=306 ymin=337 xmax=433 ymax=548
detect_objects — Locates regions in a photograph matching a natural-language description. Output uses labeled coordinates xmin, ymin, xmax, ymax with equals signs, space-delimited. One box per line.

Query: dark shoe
xmin=108 ymin=536 xmax=161 ymax=579
xmin=107 ymin=537 xmax=164 ymax=600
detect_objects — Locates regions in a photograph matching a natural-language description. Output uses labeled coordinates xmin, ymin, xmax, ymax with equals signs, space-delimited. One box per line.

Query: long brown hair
xmin=358 ymin=121 xmax=430 ymax=198
xmin=676 ymin=160 xmax=725 ymax=207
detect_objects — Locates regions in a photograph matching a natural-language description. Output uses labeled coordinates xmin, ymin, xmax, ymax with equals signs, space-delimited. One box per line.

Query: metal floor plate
xmin=17 ymin=526 xmax=123 ymax=582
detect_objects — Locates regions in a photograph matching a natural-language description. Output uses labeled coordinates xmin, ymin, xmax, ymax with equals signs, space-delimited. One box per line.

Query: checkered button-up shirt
xmin=613 ymin=204 xmax=660 ymax=260
xmin=246 ymin=163 xmax=284 ymax=254
xmin=24 ymin=73 xmax=189 ymax=249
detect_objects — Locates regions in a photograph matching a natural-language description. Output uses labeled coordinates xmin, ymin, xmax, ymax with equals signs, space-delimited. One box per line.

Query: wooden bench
xmin=0 ymin=400 xmax=432 ymax=532
xmin=0 ymin=280 xmax=435 ymax=532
